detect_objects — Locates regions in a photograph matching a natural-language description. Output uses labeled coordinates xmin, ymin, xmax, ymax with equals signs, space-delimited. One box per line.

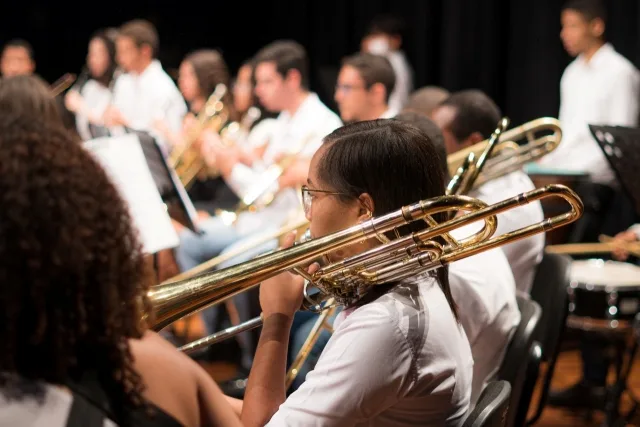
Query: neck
xmin=133 ymin=59 xmax=153 ymax=75
xmin=284 ymin=90 xmax=309 ymax=116
xmin=582 ymin=40 xmax=605 ymax=63
xmin=190 ymin=96 xmax=205 ymax=114
xmin=363 ymin=104 xmax=388 ymax=121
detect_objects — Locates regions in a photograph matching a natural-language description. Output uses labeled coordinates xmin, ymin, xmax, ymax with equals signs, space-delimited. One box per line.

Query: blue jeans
xmin=175 ymin=216 xmax=280 ymax=370
xmin=288 ymin=307 xmax=341 ymax=392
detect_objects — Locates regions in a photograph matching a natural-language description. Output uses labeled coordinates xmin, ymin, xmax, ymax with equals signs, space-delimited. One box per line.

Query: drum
xmin=567 ymin=258 xmax=640 ymax=330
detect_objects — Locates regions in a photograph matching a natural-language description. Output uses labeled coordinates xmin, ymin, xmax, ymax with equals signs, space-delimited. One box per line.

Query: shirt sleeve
xmin=606 ymin=68 xmax=640 ymax=126
xmin=630 ymin=223 xmax=640 ymax=239
xmin=265 ymin=307 xmax=415 ymax=427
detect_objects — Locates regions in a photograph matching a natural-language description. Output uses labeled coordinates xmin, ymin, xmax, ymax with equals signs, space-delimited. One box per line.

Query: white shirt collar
xmin=577 ymin=42 xmax=614 ymax=69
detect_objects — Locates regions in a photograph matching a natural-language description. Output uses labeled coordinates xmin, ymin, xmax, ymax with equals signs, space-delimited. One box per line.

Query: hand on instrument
xmin=201 ymin=130 xmax=241 ymax=176
xmin=612 ymin=230 xmax=639 ymax=261
xmin=64 ymin=90 xmax=85 ymax=113
xmin=259 ymin=232 xmax=319 ymax=319
xmin=102 ymin=105 xmax=128 ymax=127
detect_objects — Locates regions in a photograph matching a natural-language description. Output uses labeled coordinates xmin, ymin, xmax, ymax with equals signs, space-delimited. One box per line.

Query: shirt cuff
xmin=630 ymin=224 xmax=640 ymax=240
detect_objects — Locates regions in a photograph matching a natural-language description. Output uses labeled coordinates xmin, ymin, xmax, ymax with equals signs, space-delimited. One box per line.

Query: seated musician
xmin=397 ymin=111 xmax=520 ymax=406
xmin=63 ymin=28 xmax=120 ymax=140
xmin=0 ymin=39 xmax=35 ymax=78
xmin=156 ymin=48 xmax=244 ymax=214
xmin=0 ymin=115 xmax=244 ymax=427
xmin=174 ymin=40 xmax=342 ymax=376
xmin=431 ymin=90 xmax=545 ymax=294
xmin=334 ymin=52 xmax=398 ymax=122
xmin=239 ymin=119 xmax=473 ymax=426
xmin=103 ymin=19 xmax=187 ymax=152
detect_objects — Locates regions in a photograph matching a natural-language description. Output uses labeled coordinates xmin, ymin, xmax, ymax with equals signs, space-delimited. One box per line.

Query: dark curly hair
xmin=0 ymin=113 xmax=154 ymax=422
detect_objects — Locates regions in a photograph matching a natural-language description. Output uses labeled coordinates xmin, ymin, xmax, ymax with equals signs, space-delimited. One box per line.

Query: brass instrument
xmin=446 ymin=117 xmax=562 ymax=186
xmin=170 ymin=84 xmax=230 ymax=188
xmin=447 ymin=117 xmax=510 ymax=196
xmin=151 ymin=184 xmax=583 ymax=356
xmin=50 ymin=73 xmax=77 ymax=97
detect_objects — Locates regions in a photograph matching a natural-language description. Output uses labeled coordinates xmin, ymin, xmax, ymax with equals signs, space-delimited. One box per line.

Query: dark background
xmin=1 ymin=0 xmax=639 ymax=127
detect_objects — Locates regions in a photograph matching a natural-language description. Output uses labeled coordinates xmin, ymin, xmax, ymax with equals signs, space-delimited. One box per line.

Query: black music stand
xmin=133 ymin=131 xmax=200 ymax=235
xmin=585 ymin=125 xmax=640 ymax=426
xmin=589 ymin=125 xmax=640 ymax=216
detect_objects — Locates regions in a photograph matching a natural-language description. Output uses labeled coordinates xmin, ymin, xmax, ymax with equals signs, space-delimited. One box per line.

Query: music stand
xmin=133 ymin=131 xmax=200 ymax=235
xmin=589 ymin=125 xmax=640 ymax=216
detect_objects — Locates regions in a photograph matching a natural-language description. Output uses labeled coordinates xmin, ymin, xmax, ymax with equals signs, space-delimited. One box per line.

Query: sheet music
xmin=83 ymin=134 xmax=180 ymax=254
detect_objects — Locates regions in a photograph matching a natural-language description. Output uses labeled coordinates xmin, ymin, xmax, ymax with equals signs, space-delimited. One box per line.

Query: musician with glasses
xmin=0 ymin=115 xmax=244 ymax=427
xmin=334 ymin=52 xmax=398 ymax=122
xmin=431 ymin=89 xmax=545 ymax=294
xmin=239 ymin=119 xmax=473 ymax=426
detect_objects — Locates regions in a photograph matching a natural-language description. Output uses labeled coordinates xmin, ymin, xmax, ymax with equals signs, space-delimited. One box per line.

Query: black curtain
xmin=1 ymin=0 xmax=639 ymax=127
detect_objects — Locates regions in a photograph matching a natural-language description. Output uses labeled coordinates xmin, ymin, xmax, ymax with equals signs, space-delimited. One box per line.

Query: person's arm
xmin=606 ymin=68 xmax=640 ymax=126
xmin=240 ymin=233 xmax=304 ymax=427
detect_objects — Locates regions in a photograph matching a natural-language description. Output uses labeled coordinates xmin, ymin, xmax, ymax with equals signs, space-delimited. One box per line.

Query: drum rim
xmin=570 ymin=258 xmax=640 ymax=290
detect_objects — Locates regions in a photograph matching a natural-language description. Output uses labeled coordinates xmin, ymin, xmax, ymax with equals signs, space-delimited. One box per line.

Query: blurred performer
xmin=334 ymin=52 xmax=397 ymax=122
xmin=64 ymin=28 xmax=120 ymax=140
xmin=0 ymin=115 xmax=244 ymax=427
xmin=361 ymin=14 xmax=414 ymax=113
xmin=240 ymin=120 xmax=472 ymax=426
xmin=537 ymin=0 xmax=640 ymax=243
xmin=104 ymin=19 xmax=187 ymax=151
xmin=174 ymin=40 xmax=342 ymax=379
xmin=403 ymin=86 xmax=451 ymax=117
xmin=431 ymin=90 xmax=545 ymax=294
xmin=0 ymin=39 xmax=35 ymax=78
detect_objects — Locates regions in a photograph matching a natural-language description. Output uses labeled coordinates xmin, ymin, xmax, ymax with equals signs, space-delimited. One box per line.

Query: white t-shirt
xmin=111 ymin=60 xmax=187 ymax=151
xmin=447 ymin=230 xmax=520 ymax=405
xmin=267 ymin=274 xmax=473 ymax=427
xmin=537 ymin=43 xmax=640 ymax=186
xmin=469 ymin=170 xmax=545 ymax=294
xmin=228 ymin=92 xmax=343 ymax=236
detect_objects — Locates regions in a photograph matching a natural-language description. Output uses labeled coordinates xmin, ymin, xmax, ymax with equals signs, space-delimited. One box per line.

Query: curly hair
xmin=0 ymin=114 xmax=154 ymax=422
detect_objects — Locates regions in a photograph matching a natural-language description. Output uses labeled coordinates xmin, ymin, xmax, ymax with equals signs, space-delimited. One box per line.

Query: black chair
xmin=497 ymin=296 xmax=542 ymax=427
xmin=463 ymin=381 xmax=512 ymax=427
xmin=526 ymin=252 xmax=572 ymax=425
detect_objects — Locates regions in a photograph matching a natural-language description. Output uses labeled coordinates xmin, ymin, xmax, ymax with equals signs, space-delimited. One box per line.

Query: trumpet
xmin=170 ymin=84 xmax=230 ymax=188
xmin=447 ymin=117 xmax=562 ymax=186
xmin=149 ymin=184 xmax=583 ymax=354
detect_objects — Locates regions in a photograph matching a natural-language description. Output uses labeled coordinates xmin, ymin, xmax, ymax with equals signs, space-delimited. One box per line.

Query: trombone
xmin=169 ymin=84 xmax=230 ymax=189
xmin=447 ymin=116 xmax=562 ymax=186
xmin=150 ymin=184 xmax=583 ymax=354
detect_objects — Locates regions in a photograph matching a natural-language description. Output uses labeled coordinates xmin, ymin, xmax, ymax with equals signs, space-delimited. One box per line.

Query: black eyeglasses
xmin=301 ymin=185 xmax=349 ymax=216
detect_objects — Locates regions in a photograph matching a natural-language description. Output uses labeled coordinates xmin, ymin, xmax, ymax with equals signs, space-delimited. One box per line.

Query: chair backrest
xmin=463 ymin=381 xmax=512 ymax=427
xmin=497 ymin=296 xmax=542 ymax=427
xmin=525 ymin=252 xmax=572 ymax=425
xmin=529 ymin=252 xmax=571 ymax=359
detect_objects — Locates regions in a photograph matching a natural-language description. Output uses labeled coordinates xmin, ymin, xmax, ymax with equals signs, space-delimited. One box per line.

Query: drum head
xmin=570 ymin=258 xmax=640 ymax=291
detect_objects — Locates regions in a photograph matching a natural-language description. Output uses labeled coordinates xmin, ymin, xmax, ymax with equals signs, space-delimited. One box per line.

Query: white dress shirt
xmin=447 ymin=227 xmax=520 ymax=406
xmin=537 ymin=43 xmax=640 ymax=186
xmin=386 ymin=50 xmax=413 ymax=114
xmin=267 ymin=274 xmax=473 ymax=427
xmin=227 ymin=92 xmax=343 ymax=236
xmin=111 ymin=60 xmax=187 ymax=150
xmin=74 ymin=79 xmax=112 ymax=141
xmin=469 ymin=170 xmax=545 ymax=294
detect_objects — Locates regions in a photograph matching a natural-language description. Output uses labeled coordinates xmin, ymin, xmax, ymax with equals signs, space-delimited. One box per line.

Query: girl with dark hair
xmin=240 ymin=119 xmax=473 ymax=427
xmin=0 ymin=115 xmax=244 ymax=426
xmin=64 ymin=28 xmax=120 ymax=140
